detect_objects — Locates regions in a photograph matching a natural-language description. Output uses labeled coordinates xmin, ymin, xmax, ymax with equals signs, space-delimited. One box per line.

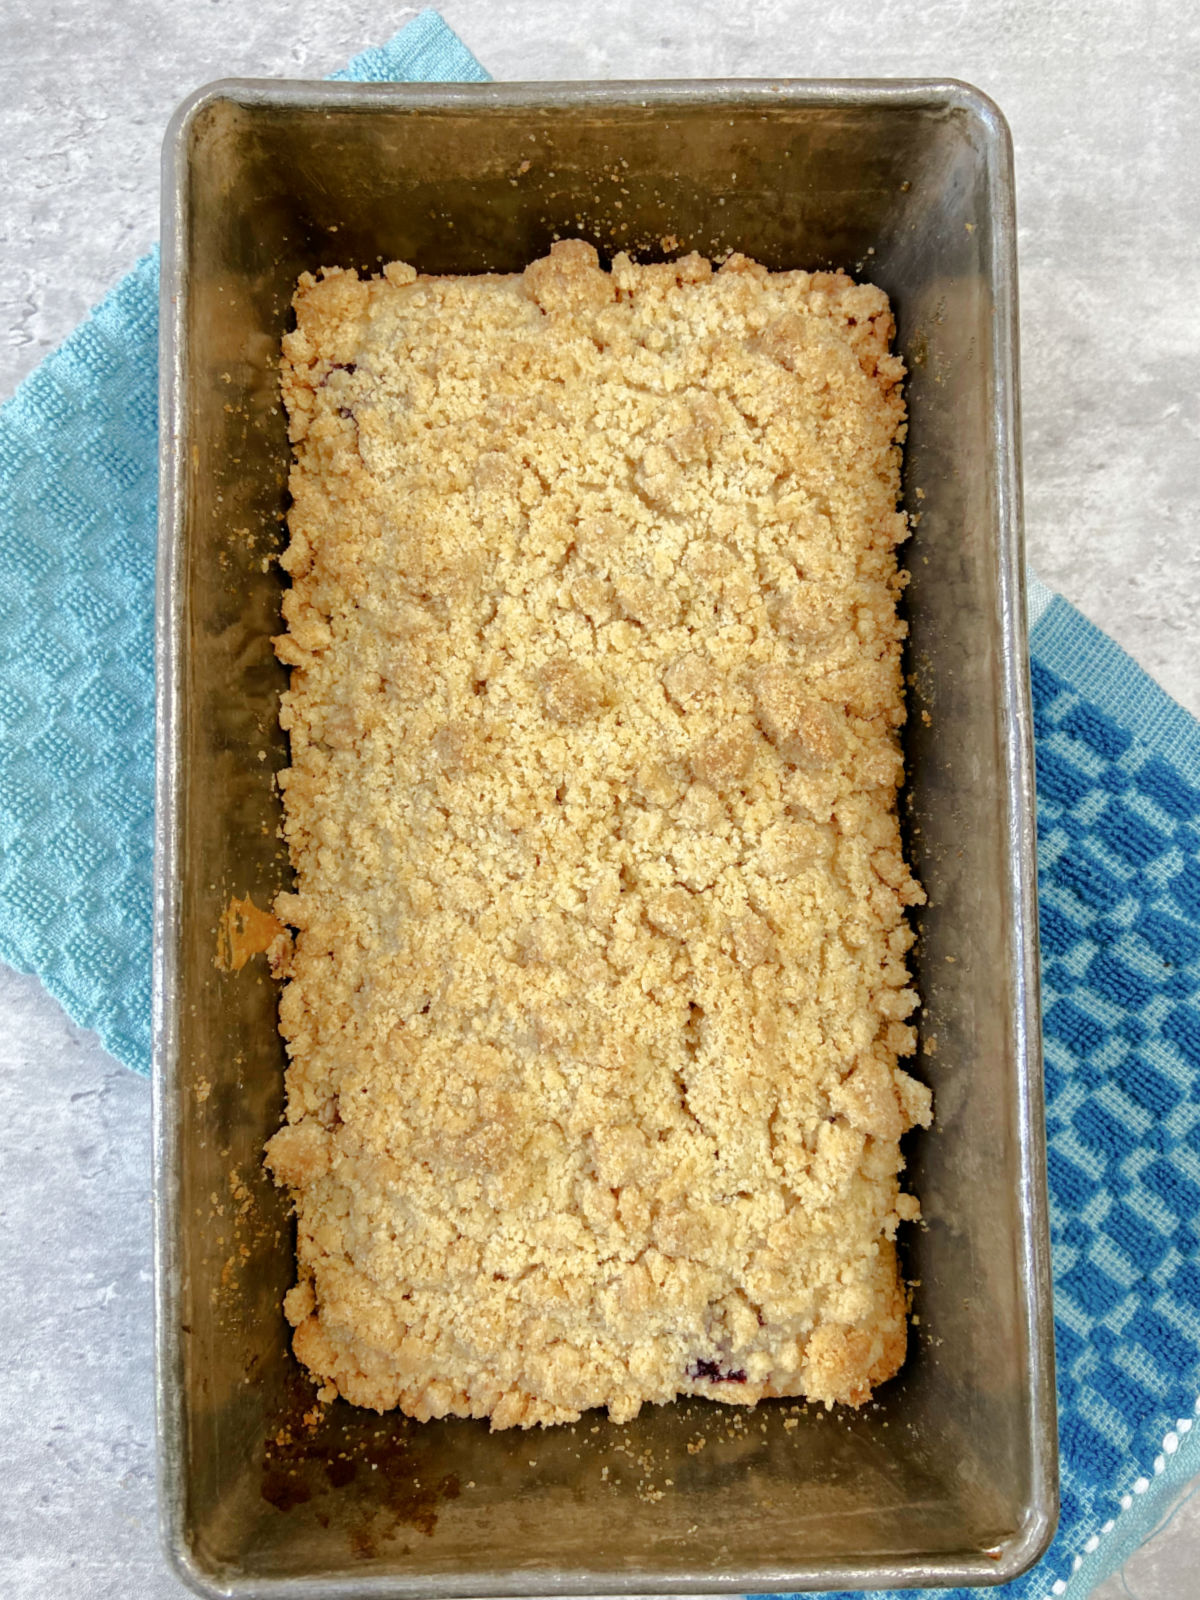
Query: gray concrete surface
xmin=0 ymin=2 xmax=1197 ymax=1596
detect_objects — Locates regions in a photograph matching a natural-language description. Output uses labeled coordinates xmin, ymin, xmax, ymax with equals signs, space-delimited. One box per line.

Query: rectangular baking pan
xmin=155 ymin=79 xmax=1056 ymax=1595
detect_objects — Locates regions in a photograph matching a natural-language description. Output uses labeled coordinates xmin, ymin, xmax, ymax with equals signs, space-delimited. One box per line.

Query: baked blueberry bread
xmin=266 ymin=240 xmax=930 ymax=1429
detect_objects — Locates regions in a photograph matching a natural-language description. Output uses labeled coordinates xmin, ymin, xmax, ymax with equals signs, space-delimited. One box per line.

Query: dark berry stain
xmin=324 ymin=1455 xmax=358 ymax=1488
xmin=259 ymin=1366 xmax=460 ymax=1548
xmin=687 ymin=1358 xmax=747 ymax=1382
xmin=261 ymin=1467 xmax=313 ymax=1512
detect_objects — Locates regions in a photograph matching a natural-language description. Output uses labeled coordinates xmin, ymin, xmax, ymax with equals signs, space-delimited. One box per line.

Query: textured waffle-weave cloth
xmin=811 ymin=575 xmax=1200 ymax=1600
xmin=0 ymin=14 xmax=1198 ymax=1600
xmin=0 ymin=9 xmax=486 ymax=1074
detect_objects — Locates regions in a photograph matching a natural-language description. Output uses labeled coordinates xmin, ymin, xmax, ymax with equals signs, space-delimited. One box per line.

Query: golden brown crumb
xmin=267 ymin=240 xmax=930 ymax=1430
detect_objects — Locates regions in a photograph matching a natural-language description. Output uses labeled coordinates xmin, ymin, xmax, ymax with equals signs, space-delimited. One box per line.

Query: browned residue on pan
xmin=216 ymin=893 xmax=292 ymax=975
xmin=259 ymin=1366 xmax=462 ymax=1548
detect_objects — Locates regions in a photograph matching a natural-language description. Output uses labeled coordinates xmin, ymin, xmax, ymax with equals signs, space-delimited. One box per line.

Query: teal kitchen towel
xmin=0 ymin=9 xmax=487 ymax=1075
xmin=0 ymin=14 xmax=1197 ymax=1600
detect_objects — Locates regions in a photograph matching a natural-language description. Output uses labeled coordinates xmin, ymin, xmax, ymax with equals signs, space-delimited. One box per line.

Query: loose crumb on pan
xmin=265 ymin=239 xmax=932 ymax=1431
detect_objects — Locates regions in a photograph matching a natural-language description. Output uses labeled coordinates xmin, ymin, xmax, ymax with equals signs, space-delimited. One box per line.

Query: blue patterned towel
xmin=810 ymin=576 xmax=1200 ymax=1600
xmin=0 ymin=14 xmax=1197 ymax=1599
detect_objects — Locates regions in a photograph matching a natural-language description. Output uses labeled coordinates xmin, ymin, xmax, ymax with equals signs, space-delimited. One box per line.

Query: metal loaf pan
xmin=155 ymin=79 xmax=1056 ymax=1596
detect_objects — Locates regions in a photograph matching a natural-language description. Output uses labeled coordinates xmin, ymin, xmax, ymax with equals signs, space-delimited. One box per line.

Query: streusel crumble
xmin=266 ymin=239 xmax=930 ymax=1430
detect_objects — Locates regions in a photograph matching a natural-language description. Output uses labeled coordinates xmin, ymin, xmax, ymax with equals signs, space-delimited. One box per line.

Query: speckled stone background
xmin=0 ymin=3 xmax=1197 ymax=1596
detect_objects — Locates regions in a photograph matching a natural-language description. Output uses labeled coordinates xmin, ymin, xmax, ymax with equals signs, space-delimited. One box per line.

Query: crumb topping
xmin=267 ymin=239 xmax=931 ymax=1429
